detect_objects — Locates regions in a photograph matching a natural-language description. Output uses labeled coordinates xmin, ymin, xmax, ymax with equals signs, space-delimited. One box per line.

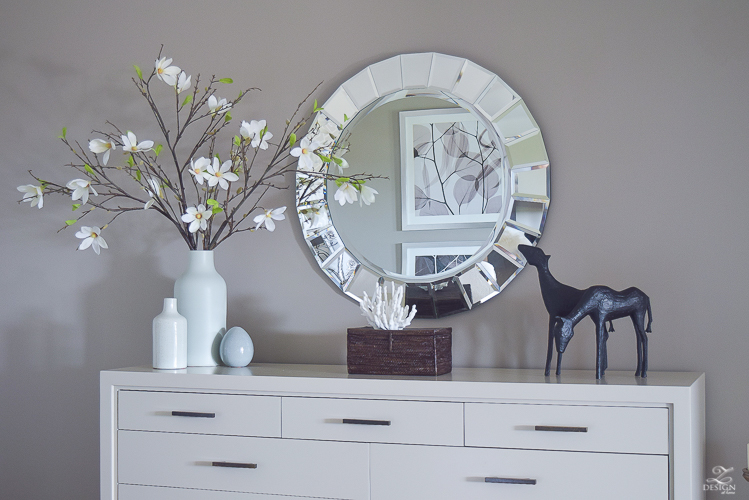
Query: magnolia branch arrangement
xmin=17 ymin=48 xmax=382 ymax=253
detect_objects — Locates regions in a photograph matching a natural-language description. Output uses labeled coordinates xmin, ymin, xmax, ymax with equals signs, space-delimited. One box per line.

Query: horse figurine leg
xmin=631 ymin=313 xmax=643 ymax=377
xmin=595 ymin=316 xmax=608 ymax=379
xmin=632 ymin=309 xmax=649 ymax=378
xmin=545 ymin=316 xmax=556 ymax=376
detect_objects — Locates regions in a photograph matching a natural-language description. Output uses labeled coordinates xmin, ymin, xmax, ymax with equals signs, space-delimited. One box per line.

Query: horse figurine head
xmin=552 ymin=316 xmax=575 ymax=353
xmin=518 ymin=244 xmax=550 ymax=268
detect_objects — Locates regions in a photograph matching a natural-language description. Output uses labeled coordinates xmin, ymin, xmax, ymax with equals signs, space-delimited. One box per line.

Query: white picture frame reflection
xmin=400 ymin=108 xmax=506 ymax=231
xmin=402 ymin=241 xmax=482 ymax=277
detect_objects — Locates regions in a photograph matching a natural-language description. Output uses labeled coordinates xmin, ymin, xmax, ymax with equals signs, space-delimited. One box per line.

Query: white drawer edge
xmin=119 ymin=483 xmax=343 ymax=499
xmin=462 ymin=444 xmax=670 ymax=456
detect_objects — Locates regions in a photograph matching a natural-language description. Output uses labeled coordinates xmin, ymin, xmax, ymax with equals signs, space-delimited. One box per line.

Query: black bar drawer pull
xmin=341 ymin=418 xmax=391 ymax=426
xmin=485 ymin=477 xmax=537 ymax=485
xmin=534 ymin=425 xmax=588 ymax=433
xmin=171 ymin=410 xmax=216 ymax=418
xmin=211 ymin=461 xmax=257 ymax=469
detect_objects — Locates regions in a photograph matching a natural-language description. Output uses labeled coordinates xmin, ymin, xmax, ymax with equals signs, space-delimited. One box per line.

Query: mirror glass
xmin=295 ymin=53 xmax=550 ymax=318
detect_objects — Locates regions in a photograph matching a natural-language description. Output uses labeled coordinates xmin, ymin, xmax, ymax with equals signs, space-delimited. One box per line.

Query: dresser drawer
xmin=371 ymin=443 xmax=669 ymax=499
xmin=118 ymin=390 xmax=281 ymax=437
xmin=119 ymin=484 xmax=310 ymax=499
xmin=118 ymin=430 xmax=369 ymax=499
xmin=465 ymin=402 xmax=668 ymax=454
xmin=282 ymin=396 xmax=463 ymax=445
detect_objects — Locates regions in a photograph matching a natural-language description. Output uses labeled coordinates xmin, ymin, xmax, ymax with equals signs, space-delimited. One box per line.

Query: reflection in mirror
xmin=327 ymin=95 xmax=506 ymax=279
xmin=295 ymin=53 xmax=551 ymax=318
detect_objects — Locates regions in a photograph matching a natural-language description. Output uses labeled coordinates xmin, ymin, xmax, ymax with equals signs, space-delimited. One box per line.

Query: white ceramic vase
xmin=174 ymin=250 xmax=227 ymax=366
xmin=152 ymin=298 xmax=188 ymax=369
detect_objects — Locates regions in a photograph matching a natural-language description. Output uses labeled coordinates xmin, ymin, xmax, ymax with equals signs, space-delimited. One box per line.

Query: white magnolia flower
xmin=75 ymin=226 xmax=108 ymax=255
xmin=313 ymin=121 xmax=340 ymax=147
xmin=144 ymin=199 xmax=155 ymax=210
xmin=155 ymin=57 xmax=181 ymax=86
xmin=304 ymin=206 xmax=324 ymax=228
xmin=206 ymin=157 xmax=239 ymax=190
xmin=290 ymin=137 xmax=323 ymax=171
xmin=188 ymin=157 xmax=211 ymax=185
xmin=146 ymin=177 xmax=162 ymax=198
xmin=66 ymin=178 xmax=98 ymax=205
xmin=88 ymin=138 xmax=116 ymax=165
xmin=121 ymin=131 xmax=154 ymax=153
xmin=17 ymin=184 xmax=44 ymax=209
xmin=181 ymin=204 xmax=212 ymax=233
xmin=334 ymin=182 xmax=358 ymax=206
xmin=239 ymin=119 xmax=273 ymax=150
xmin=330 ymin=157 xmax=349 ymax=175
xmin=253 ymin=206 xmax=286 ymax=232
xmin=208 ymin=95 xmax=231 ymax=115
xmin=359 ymin=184 xmax=378 ymax=206
xmin=175 ymin=71 xmax=191 ymax=94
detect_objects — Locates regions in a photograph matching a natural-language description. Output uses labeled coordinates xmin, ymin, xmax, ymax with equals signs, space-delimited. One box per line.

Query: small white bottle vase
xmin=152 ymin=298 xmax=188 ymax=369
xmin=174 ymin=250 xmax=227 ymax=366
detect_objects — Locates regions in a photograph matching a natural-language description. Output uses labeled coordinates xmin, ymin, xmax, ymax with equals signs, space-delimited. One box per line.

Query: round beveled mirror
xmin=295 ymin=53 xmax=550 ymax=318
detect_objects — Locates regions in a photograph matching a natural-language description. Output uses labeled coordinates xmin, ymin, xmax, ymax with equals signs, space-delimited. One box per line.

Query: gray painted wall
xmin=1 ymin=0 xmax=747 ymax=497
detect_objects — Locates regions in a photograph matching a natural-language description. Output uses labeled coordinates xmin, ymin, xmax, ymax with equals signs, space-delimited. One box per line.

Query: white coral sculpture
xmin=360 ymin=282 xmax=418 ymax=330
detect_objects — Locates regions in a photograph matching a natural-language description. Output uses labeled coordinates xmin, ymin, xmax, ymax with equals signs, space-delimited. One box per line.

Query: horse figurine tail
xmin=645 ymin=297 xmax=653 ymax=333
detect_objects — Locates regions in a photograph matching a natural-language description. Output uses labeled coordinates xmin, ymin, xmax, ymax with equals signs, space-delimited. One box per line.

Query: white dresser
xmin=101 ymin=364 xmax=704 ymax=500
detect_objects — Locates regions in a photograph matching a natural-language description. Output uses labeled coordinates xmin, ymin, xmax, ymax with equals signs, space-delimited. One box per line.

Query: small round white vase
xmin=174 ymin=250 xmax=227 ymax=366
xmin=152 ymin=298 xmax=188 ymax=369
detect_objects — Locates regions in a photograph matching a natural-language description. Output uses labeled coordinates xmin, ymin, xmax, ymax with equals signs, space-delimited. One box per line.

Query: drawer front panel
xmin=118 ymin=430 xmax=369 ymax=499
xmin=282 ymin=396 xmax=463 ymax=445
xmin=465 ymin=402 xmax=668 ymax=454
xmin=118 ymin=390 xmax=281 ymax=437
xmin=119 ymin=484 xmax=311 ymax=499
xmin=371 ymin=444 xmax=669 ymax=500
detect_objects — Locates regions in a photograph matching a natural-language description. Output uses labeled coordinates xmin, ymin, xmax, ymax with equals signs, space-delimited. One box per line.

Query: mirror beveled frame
xmin=295 ymin=53 xmax=550 ymax=318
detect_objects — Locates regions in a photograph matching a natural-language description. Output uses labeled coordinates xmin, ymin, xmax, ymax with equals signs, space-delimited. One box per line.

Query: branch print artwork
xmin=400 ymin=109 xmax=506 ymax=230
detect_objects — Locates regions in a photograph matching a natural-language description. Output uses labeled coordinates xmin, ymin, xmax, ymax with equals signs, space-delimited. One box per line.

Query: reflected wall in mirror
xmin=295 ymin=53 xmax=551 ymax=318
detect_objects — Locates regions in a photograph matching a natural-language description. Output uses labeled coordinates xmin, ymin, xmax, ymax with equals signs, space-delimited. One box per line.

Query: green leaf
xmin=317 ymin=153 xmax=331 ymax=163
xmin=211 ymin=206 xmax=224 ymax=214
xmin=332 ymin=156 xmax=343 ymax=165
xmin=72 ymin=203 xmax=81 ymax=211
xmin=313 ymin=99 xmax=324 ymax=112
xmin=135 ymin=170 xmax=141 ymax=181
xmin=206 ymin=198 xmax=219 ymax=207
xmin=219 ymin=78 xmax=233 ymax=84
xmin=58 ymin=127 xmax=67 ymax=140
xmin=289 ymin=133 xmax=297 ymax=148
xmin=154 ymin=144 xmax=163 ymax=157
xmin=181 ymin=94 xmax=193 ymax=107
xmin=84 ymin=164 xmax=96 ymax=175
xmin=134 ymin=65 xmax=143 ymax=80
xmin=224 ymin=111 xmax=232 ymax=123
xmin=233 ymin=135 xmax=241 ymax=146
xmin=127 ymin=155 xmax=135 ymax=167
xmin=65 ymin=219 xmax=77 ymax=226
xmin=344 ymin=114 xmax=349 ymax=122
xmin=334 ymin=177 xmax=350 ymax=187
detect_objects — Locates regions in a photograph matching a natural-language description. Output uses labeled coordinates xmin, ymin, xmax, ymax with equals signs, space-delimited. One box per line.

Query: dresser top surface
xmin=105 ymin=363 xmax=703 ymax=388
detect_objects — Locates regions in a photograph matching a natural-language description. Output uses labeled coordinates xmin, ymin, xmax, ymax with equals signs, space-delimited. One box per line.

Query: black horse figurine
xmin=518 ymin=244 xmax=652 ymax=379
xmin=553 ymin=286 xmax=652 ymax=379
xmin=518 ymin=244 xmax=596 ymax=376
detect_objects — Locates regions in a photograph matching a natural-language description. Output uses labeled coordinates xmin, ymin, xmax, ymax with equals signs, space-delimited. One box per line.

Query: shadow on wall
xmin=0 ymin=252 xmax=170 ymax=499
xmin=229 ymin=294 xmax=347 ymax=365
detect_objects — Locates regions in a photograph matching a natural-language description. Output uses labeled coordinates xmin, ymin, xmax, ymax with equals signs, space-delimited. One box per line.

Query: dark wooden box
xmin=347 ymin=327 xmax=452 ymax=376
